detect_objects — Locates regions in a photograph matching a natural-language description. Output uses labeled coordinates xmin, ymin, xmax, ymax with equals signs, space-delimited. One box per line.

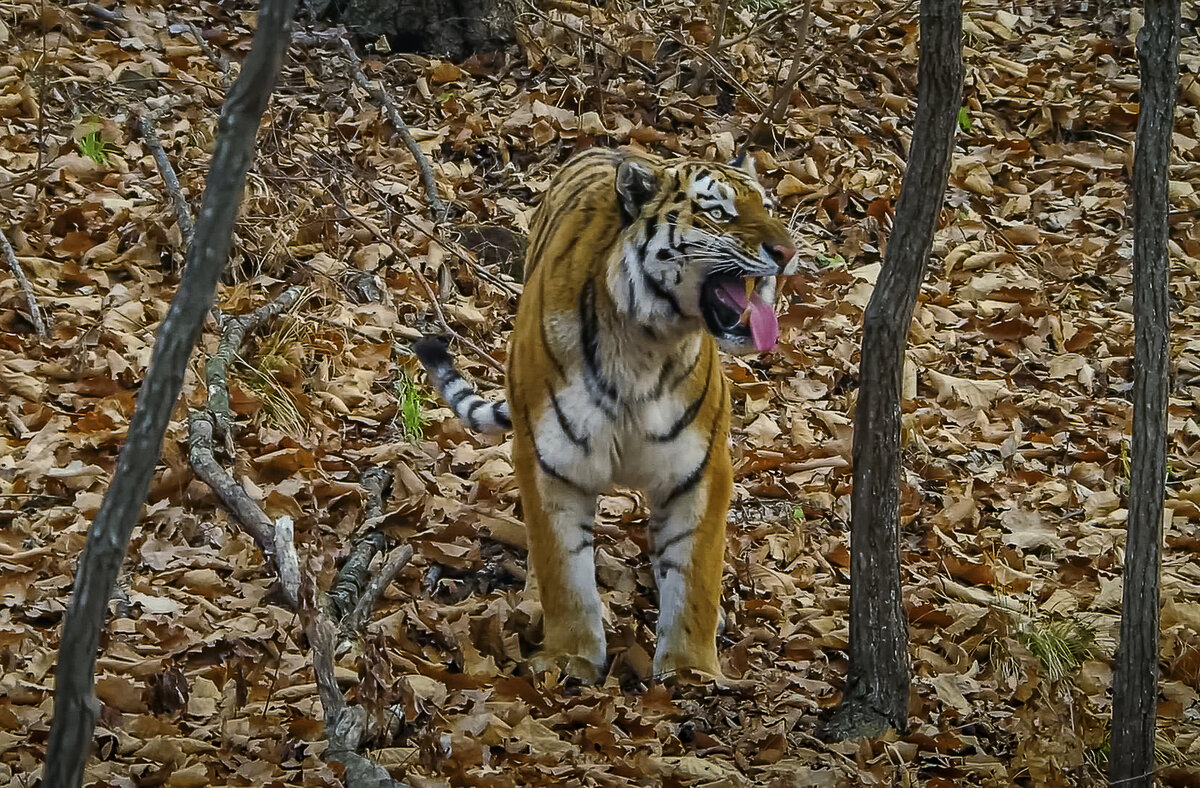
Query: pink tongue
xmin=717 ymin=282 xmax=779 ymax=353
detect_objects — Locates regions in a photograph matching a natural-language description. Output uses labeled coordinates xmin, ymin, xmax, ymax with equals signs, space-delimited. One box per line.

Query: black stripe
xmin=465 ymin=398 xmax=487 ymax=428
xmin=495 ymin=403 xmax=512 ymax=430
xmin=661 ymin=418 xmax=721 ymax=508
xmin=655 ymin=559 xmax=682 ymax=577
xmin=621 ymin=254 xmax=637 ymax=314
xmin=548 ymin=386 xmax=589 ymax=451
xmin=650 ymin=351 xmax=714 ymax=442
xmin=650 ymin=356 xmax=676 ymax=398
xmin=448 ymin=382 xmax=473 ymax=411
xmin=654 ymin=528 xmax=693 ymax=558
xmin=670 ymin=345 xmax=704 ymax=392
xmin=529 ymin=178 xmax=596 ymax=265
xmin=578 ymin=278 xmax=618 ymax=405
xmin=525 ymin=404 xmax=590 ymax=493
xmin=641 ymin=269 xmax=682 ymax=317
xmin=568 ymin=539 xmax=594 ymax=556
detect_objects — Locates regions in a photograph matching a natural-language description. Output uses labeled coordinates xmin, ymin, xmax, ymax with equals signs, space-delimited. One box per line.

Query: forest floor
xmin=3 ymin=0 xmax=1200 ymax=786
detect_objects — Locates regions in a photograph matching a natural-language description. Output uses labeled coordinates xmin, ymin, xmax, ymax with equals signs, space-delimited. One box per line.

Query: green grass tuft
xmin=1017 ymin=611 xmax=1099 ymax=684
xmin=77 ymin=130 xmax=119 ymax=165
xmin=394 ymin=371 xmax=429 ymax=441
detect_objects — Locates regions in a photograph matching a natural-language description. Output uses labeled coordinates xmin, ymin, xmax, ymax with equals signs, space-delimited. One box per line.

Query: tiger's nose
xmin=764 ymin=242 xmax=795 ymax=268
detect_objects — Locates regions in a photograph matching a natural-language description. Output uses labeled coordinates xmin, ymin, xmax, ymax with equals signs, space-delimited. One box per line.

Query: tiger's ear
xmin=730 ymin=149 xmax=757 ymax=179
xmin=616 ymin=157 xmax=659 ymax=226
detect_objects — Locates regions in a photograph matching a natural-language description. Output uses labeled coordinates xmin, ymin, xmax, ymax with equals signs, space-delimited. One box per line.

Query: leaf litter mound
xmin=2 ymin=0 xmax=1200 ymax=786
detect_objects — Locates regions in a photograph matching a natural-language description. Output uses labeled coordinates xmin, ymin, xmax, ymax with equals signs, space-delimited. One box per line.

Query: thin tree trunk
xmin=1110 ymin=1 xmax=1178 ymax=785
xmin=821 ymin=0 xmax=962 ymax=740
xmin=41 ymin=1 xmax=298 ymax=784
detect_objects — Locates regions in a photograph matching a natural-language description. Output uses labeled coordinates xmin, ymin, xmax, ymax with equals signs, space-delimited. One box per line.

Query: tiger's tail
xmin=413 ymin=336 xmax=512 ymax=435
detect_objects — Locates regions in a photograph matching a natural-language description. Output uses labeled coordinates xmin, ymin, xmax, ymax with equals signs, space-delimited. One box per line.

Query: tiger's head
xmin=610 ymin=153 xmax=797 ymax=355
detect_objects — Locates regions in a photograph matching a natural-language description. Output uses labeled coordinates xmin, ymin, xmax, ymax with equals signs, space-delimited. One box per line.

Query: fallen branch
xmin=305 ymin=608 xmax=407 ymax=788
xmin=0 ymin=227 xmax=47 ymax=338
xmin=186 ymin=283 xmax=409 ymax=785
xmin=188 ymin=410 xmax=284 ymax=579
xmin=136 ymin=109 xmax=195 ymax=250
xmin=327 ymin=467 xmax=392 ymax=621
xmin=205 ymin=285 xmax=305 ymax=444
xmin=343 ymin=543 xmax=414 ymax=636
xmin=44 ymin=0 xmax=300 ymax=782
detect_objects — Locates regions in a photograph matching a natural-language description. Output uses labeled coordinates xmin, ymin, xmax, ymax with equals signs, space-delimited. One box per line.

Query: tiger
xmin=415 ymin=147 xmax=796 ymax=681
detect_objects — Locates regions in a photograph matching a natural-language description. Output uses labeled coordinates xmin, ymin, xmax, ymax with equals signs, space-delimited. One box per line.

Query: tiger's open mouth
xmin=699 ymin=274 xmax=779 ymax=353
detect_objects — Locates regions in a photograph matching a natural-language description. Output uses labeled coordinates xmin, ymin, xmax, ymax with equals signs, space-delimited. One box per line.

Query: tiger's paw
xmin=530 ymin=651 xmax=606 ymax=683
xmin=652 ymin=648 xmax=724 ymax=683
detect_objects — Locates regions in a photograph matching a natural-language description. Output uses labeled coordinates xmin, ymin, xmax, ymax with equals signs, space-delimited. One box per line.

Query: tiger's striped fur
xmin=418 ymin=148 xmax=796 ymax=680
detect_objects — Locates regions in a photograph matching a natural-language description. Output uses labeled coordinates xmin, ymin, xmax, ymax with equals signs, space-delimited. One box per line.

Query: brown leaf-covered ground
xmin=3 ymin=1 xmax=1200 ymax=786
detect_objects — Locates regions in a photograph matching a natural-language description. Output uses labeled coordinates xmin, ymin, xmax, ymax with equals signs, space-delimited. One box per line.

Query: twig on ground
xmin=44 ymin=0 xmax=300 ymax=781
xmin=191 ymin=360 xmax=408 ymax=785
xmin=665 ymin=31 xmax=767 ymax=112
xmin=744 ymin=0 xmax=916 ymax=146
xmin=688 ymin=0 xmax=731 ymax=96
xmin=341 ymin=210 xmax=505 ymax=373
xmin=518 ymin=7 xmax=656 ymax=79
xmin=340 ymin=39 xmax=447 ymax=223
xmin=136 ymin=109 xmax=195 ymax=250
xmin=343 ymin=544 xmax=414 ymax=636
xmin=767 ymin=0 xmax=815 ymax=123
xmin=205 ymin=285 xmax=305 ymax=445
xmin=293 ymin=29 xmax=447 ymax=222
xmin=187 ymin=22 xmax=234 ymax=89
xmin=0 ymin=228 xmax=47 ymax=337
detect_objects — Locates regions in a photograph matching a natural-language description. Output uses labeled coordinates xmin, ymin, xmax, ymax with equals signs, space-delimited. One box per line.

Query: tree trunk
xmin=41 ymin=2 xmax=298 ymax=785
xmin=821 ymin=0 xmax=962 ymax=740
xmin=312 ymin=0 xmax=515 ymax=59
xmin=1110 ymin=1 xmax=1178 ymax=785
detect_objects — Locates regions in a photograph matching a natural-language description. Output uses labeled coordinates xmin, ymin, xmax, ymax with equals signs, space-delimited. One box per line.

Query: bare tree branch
xmin=0 ymin=227 xmax=47 ymax=338
xmin=767 ymin=0 xmax=814 ymax=123
xmin=43 ymin=0 xmax=299 ymax=782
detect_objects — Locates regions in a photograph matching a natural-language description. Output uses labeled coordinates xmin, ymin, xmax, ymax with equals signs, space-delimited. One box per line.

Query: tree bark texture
xmin=822 ymin=0 xmax=962 ymax=740
xmin=42 ymin=1 xmax=298 ymax=784
xmin=1110 ymin=1 xmax=1178 ymax=785
xmin=322 ymin=0 xmax=515 ymax=59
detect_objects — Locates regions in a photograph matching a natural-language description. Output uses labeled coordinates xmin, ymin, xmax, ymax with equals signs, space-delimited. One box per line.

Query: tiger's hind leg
xmin=513 ymin=444 xmax=606 ymax=681
xmin=648 ymin=446 xmax=732 ymax=679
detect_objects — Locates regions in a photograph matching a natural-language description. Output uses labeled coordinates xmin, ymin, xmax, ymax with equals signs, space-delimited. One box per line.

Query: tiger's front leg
xmin=512 ymin=435 xmax=607 ymax=681
xmin=648 ymin=444 xmax=732 ymax=679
